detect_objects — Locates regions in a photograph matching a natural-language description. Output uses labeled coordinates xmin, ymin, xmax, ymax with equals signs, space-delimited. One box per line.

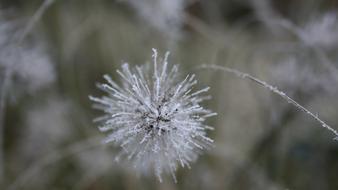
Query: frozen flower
xmin=90 ymin=49 xmax=216 ymax=182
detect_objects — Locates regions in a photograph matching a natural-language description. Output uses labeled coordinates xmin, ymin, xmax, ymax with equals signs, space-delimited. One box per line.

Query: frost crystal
xmin=90 ymin=49 xmax=216 ymax=182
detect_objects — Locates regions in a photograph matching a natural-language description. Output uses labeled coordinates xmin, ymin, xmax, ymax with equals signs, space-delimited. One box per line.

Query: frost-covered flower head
xmin=90 ymin=49 xmax=216 ymax=182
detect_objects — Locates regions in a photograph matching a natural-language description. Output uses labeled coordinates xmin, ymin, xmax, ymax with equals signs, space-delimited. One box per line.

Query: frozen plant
xmin=199 ymin=64 xmax=338 ymax=140
xmin=90 ymin=49 xmax=216 ymax=182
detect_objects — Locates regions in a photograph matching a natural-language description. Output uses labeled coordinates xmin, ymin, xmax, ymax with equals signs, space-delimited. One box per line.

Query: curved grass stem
xmin=197 ymin=64 xmax=338 ymax=140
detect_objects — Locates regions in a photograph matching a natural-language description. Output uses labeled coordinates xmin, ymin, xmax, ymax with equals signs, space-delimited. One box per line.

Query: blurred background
xmin=1 ymin=0 xmax=338 ymax=189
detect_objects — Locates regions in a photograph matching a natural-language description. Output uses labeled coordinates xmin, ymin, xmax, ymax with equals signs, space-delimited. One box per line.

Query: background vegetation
xmin=1 ymin=0 xmax=338 ymax=189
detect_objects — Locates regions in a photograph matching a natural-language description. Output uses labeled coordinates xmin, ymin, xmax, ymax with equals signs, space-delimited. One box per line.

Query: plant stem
xmin=198 ymin=64 xmax=338 ymax=139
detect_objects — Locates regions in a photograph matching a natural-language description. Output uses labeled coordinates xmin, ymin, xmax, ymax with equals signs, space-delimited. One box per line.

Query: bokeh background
xmin=1 ymin=0 xmax=338 ymax=189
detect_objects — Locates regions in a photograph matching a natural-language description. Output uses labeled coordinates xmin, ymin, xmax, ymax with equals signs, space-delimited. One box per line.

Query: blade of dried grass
xmin=197 ymin=64 xmax=338 ymax=139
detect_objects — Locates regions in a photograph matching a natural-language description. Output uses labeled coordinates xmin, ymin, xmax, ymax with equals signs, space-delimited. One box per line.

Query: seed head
xmin=89 ymin=49 xmax=216 ymax=182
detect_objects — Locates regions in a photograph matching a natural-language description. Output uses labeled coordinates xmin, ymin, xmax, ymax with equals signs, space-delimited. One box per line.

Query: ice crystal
xmin=90 ymin=49 xmax=216 ymax=182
